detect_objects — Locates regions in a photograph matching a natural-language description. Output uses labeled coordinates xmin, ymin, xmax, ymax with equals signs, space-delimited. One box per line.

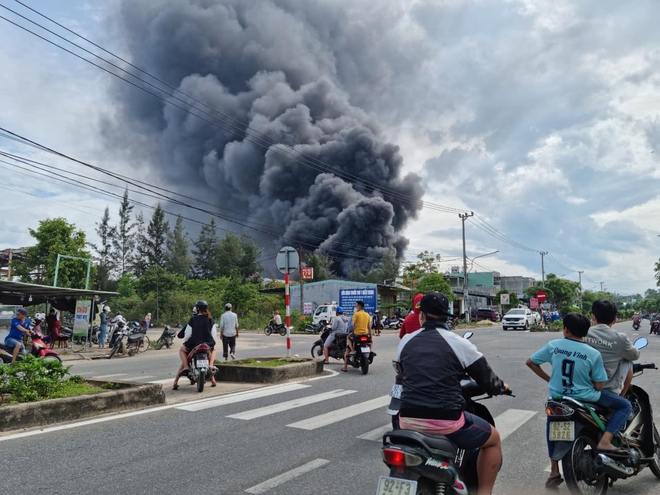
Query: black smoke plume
xmin=107 ymin=0 xmax=423 ymax=274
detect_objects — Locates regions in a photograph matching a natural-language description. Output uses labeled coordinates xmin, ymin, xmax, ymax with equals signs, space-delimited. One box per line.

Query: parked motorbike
xmin=381 ymin=336 xmax=511 ymax=495
xmin=383 ymin=316 xmax=403 ymax=330
xmin=304 ymin=321 xmax=327 ymax=334
xmin=183 ymin=343 xmax=215 ymax=393
xmin=264 ymin=322 xmax=287 ymax=336
xmin=108 ymin=323 xmax=150 ymax=359
xmin=545 ymin=337 xmax=660 ymax=495
xmin=154 ymin=325 xmax=177 ymax=350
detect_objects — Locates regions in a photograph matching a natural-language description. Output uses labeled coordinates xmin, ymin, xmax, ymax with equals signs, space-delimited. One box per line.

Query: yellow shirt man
xmin=352 ymin=309 xmax=371 ymax=336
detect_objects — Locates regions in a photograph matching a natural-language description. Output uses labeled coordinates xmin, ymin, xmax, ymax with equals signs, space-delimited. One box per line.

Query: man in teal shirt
xmin=527 ymin=313 xmax=632 ymax=489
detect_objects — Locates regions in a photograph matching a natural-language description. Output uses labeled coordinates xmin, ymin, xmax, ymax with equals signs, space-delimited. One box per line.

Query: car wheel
xmin=503 ymin=326 xmax=508 ymax=331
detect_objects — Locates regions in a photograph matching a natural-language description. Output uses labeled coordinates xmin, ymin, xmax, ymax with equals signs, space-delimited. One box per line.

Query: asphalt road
xmin=2 ymin=321 xmax=660 ymax=495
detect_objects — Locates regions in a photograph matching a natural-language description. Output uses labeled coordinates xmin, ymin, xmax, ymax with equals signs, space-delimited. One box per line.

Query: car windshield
xmin=507 ymin=309 xmax=526 ymax=315
xmin=315 ymin=307 xmax=327 ymax=314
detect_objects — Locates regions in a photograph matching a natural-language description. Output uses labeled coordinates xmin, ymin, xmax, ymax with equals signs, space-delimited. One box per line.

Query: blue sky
xmin=1 ymin=0 xmax=659 ymax=294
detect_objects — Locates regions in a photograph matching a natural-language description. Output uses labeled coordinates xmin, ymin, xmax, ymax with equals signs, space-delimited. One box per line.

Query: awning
xmin=0 ymin=280 xmax=118 ymax=311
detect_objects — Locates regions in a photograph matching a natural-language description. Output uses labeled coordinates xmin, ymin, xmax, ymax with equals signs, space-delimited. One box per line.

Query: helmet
xmin=225 ymin=303 xmax=232 ymax=310
xmin=336 ymin=306 xmax=344 ymax=314
xmin=116 ymin=311 xmax=121 ymax=316
xmin=195 ymin=300 xmax=209 ymax=311
xmin=103 ymin=306 xmax=110 ymax=313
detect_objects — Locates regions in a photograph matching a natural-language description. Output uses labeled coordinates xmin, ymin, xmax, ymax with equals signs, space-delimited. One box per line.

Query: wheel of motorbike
xmin=279 ymin=326 xmax=287 ymax=336
xmin=139 ymin=336 xmax=150 ymax=352
xmin=264 ymin=326 xmax=272 ymax=336
xmin=197 ymin=370 xmax=206 ymax=393
xmin=154 ymin=338 xmax=165 ymax=350
xmin=42 ymin=354 xmax=62 ymax=363
xmin=562 ymin=435 xmax=608 ymax=495
xmin=650 ymin=425 xmax=660 ymax=479
xmin=311 ymin=343 xmax=324 ymax=359
xmin=108 ymin=342 xmax=120 ymax=359
xmin=413 ymin=479 xmax=437 ymax=495
xmin=525 ymin=321 xmax=530 ymax=330
xmin=304 ymin=325 xmax=315 ymax=334
xmin=361 ymin=358 xmax=369 ymax=375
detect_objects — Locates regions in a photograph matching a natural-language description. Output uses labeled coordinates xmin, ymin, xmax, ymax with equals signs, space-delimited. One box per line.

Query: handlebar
xmin=633 ymin=363 xmax=657 ymax=372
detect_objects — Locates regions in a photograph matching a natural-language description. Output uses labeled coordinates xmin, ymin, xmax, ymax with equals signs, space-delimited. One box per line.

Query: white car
xmin=502 ymin=308 xmax=536 ymax=331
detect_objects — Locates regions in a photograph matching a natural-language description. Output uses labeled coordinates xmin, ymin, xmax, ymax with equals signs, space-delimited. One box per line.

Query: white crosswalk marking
xmin=287 ymin=395 xmax=391 ymax=430
xmin=357 ymin=424 xmax=392 ymax=441
xmin=175 ymin=383 xmax=311 ymax=412
xmin=494 ymin=409 xmax=538 ymax=441
xmin=245 ymin=458 xmax=329 ymax=494
xmin=227 ymin=389 xmax=357 ymax=420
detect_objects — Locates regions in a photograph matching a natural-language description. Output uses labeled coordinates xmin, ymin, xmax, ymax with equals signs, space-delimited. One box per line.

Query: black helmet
xmin=419 ymin=292 xmax=451 ymax=318
xmin=195 ymin=300 xmax=209 ymax=311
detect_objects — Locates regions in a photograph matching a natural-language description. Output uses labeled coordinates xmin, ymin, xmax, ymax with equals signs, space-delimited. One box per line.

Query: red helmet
xmin=275 ymin=310 xmax=280 ymax=315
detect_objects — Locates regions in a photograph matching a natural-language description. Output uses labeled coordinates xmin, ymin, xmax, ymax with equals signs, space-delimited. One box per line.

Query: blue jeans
xmin=597 ymin=390 xmax=632 ymax=435
xmin=99 ymin=324 xmax=108 ymax=346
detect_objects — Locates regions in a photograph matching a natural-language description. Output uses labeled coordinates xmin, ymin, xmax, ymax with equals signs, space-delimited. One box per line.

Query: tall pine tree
xmin=132 ymin=212 xmax=149 ymax=278
xmin=144 ymin=204 xmax=170 ymax=268
xmin=92 ymin=207 xmax=116 ymax=290
xmin=111 ymin=189 xmax=135 ymax=278
xmin=192 ymin=218 xmax=218 ymax=279
xmin=165 ymin=215 xmax=192 ymax=277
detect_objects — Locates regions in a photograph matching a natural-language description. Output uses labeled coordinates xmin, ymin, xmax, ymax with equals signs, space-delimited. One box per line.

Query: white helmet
xmin=103 ymin=306 xmax=110 ymax=313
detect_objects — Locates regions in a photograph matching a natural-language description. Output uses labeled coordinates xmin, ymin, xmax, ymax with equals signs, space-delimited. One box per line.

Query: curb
xmin=215 ymin=357 xmax=324 ymax=383
xmin=0 ymin=380 xmax=165 ymax=433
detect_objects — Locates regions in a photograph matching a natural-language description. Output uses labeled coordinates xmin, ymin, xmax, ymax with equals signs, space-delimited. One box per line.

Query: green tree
xmin=144 ymin=204 xmax=170 ymax=268
xmin=14 ymin=218 xmax=92 ymax=288
xmin=403 ymin=251 xmax=442 ymax=292
xmin=221 ymin=281 xmax=260 ymax=315
xmin=214 ymin=233 xmax=262 ymax=280
xmin=304 ymin=252 xmax=335 ymax=281
xmin=134 ymin=265 xmax=185 ymax=320
xmin=192 ymin=219 xmax=218 ymax=279
xmin=111 ymin=189 xmax=136 ymax=278
xmin=416 ymin=273 xmax=454 ymax=300
xmin=165 ymin=215 xmax=192 ymax=277
xmin=91 ymin=207 xmax=115 ymax=290
xmin=365 ymin=248 xmax=400 ymax=284
xmin=131 ymin=212 xmax=149 ymax=278
xmin=544 ymin=274 xmax=580 ymax=308
xmin=496 ymin=289 xmax=519 ymax=311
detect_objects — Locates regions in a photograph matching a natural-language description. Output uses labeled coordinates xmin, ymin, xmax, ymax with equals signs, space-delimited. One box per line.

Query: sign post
xmin=530 ymin=298 xmax=539 ymax=309
xmin=500 ymin=293 xmax=510 ymax=306
xmin=276 ymin=246 xmax=299 ymax=358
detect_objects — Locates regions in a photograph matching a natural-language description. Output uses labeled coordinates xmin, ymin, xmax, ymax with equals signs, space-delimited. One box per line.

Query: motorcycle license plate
xmin=361 ymin=346 xmax=370 ymax=353
xmin=376 ymin=476 xmax=417 ymax=495
xmin=548 ymin=421 xmax=575 ymax=441
xmin=197 ymin=359 xmax=209 ymax=368
xmin=390 ymin=384 xmax=402 ymax=399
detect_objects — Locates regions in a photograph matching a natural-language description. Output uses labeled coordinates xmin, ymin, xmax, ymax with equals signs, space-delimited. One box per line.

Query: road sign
xmin=276 ymin=246 xmax=299 ymax=275
xmin=301 ymin=267 xmax=314 ymax=280
xmin=536 ymin=291 xmax=547 ymax=302
xmin=500 ymin=293 xmax=510 ymax=305
xmin=530 ymin=298 xmax=539 ymax=309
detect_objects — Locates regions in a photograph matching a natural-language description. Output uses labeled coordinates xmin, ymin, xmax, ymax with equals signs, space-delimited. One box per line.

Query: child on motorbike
xmin=526 ymin=312 xmax=632 ymax=489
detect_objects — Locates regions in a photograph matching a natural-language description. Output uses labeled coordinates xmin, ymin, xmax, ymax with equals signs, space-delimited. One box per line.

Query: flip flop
xmin=172 ymin=384 xmax=179 ymax=390
xmin=323 ymin=361 xmax=330 ymax=364
xmin=544 ymin=475 xmax=563 ymax=489
xmin=341 ymin=368 xmax=347 ymax=372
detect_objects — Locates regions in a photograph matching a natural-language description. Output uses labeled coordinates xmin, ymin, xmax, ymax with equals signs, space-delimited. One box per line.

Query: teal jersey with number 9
xmin=530 ymin=338 xmax=607 ymax=403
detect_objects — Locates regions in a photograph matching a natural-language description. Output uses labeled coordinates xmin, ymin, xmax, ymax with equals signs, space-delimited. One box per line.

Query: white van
xmin=312 ymin=303 xmax=337 ymax=325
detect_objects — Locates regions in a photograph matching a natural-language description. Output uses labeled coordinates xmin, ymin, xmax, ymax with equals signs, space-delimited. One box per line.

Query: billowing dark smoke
xmin=108 ymin=0 xmax=423 ymax=274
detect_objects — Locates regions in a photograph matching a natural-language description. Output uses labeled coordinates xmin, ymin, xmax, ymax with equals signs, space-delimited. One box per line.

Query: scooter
xmin=545 ymin=337 xmax=660 ymax=495
xmin=154 ymin=325 xmax=177 ymax=349
xmin=182 ymin=343 xmax=215 ymax=393
xmin=380 ymin=332 xmax=512 ymax=495
xmin=264 ymin=321 xmax=287 ymax=336
xmin=108 ymin=323 xmax=149 ymax=359
xmin=632 ymin=315 xmax=641 ymax=331
xmin=0 ymin=320 xmax=62 ymax=363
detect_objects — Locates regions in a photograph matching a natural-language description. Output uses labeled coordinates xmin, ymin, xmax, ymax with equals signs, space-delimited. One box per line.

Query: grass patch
xmin=46 ymin=381 xmax=103 ymax=400
xmin=217 ymin=358 xmax=293 ymax=368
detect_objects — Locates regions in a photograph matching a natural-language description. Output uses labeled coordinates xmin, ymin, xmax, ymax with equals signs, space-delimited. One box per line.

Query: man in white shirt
xmin=220 ymin=303 xmax=239 ymax=361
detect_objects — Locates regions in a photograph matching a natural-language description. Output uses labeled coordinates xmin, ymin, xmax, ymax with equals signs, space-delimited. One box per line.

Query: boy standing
xmin=526 ymin=313 xmax=632 ymax=488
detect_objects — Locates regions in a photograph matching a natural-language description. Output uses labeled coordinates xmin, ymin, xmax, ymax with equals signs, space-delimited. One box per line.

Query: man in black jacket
xmin=397 ymin=292 xmax=509 ymax=495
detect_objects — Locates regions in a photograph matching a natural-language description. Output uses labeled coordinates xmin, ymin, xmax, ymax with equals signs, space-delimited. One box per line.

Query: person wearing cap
xmin=5 ymin=308 xmax=31 ymax=364
xmin=220 ymin=303 xmax=239 ymax=361
xmin=399 ymin=293 xmax=424 ymax=339
xmin=342 ymin=300 xmax=372 ymax=372
xmin=323 ymin=306 xmax=348 ymax=364
xmin=397 ymin=292 xmax=510 ymax=495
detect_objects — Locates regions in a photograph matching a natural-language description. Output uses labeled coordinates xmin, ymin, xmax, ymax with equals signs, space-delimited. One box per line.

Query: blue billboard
xmin=339 ymin=288 xmax=377 ymax=316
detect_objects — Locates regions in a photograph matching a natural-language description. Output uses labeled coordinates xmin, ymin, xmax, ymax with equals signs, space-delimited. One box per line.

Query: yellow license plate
xmin=548 ymin=421 xmax=575 ymax=441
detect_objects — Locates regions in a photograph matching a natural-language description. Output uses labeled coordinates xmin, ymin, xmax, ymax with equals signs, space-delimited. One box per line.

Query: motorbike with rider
xmin=172 ymin=300 xmax=218 ymax=390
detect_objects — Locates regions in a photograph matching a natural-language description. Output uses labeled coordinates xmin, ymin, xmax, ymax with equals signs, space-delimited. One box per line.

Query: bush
xmin=0 ymin=355 xmax=71 ymax=404
xmin=560 ymin=305 xmax=581 ymax=317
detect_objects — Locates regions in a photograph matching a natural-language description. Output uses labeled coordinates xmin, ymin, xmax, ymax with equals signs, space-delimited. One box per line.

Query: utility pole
xmin=298 ymin=245 xmax=304 ymax=314
xmin=600 ymin=281 xmax=605 ymax=292
xmin=459 ymin=212 xmax=474 ymax=323
xmin=539 ymin=252 xmax=548 ymax=287
xmin=577 ymin=271 xmax=584 ymax=310
xmin=7 ymin=249 xmax=12 ymax=279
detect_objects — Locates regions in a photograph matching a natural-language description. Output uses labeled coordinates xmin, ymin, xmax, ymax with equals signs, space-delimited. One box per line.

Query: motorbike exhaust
xmin=594 ymin=454 xmax=634 ymax=479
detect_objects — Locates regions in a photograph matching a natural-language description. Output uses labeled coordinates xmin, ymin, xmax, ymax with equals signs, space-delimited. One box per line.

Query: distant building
xmin=500 ymin=276 xmax=536 ymax=298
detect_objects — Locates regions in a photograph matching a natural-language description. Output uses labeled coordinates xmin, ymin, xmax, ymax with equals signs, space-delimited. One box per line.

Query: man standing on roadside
xmin=220 ymin=303 xmax=239 ymax=361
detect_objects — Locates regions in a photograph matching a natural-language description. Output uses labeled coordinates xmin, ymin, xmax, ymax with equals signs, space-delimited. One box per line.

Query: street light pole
xmin=577 ymin=271 xmax=584 ymax=309
xmin=459 ymin=212 xmax=474 ymax=322
xmin=539 ymin=252 xmax=548 ymax=287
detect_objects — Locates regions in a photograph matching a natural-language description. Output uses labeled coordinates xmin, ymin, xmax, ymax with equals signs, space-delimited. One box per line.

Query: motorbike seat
xmin=560 ymin=398 xmax=611 ymax=417
xmin=127 ymin=332 xmax=146 ymax=341
xmin=384 ymin=429 xmax=458 ymax=457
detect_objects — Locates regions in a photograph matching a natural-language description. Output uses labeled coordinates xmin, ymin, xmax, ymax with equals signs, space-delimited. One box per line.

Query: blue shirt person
xmin=5 ymin=308 xmax=31 ymax=364
xmin=527 ymin=313 xmax=633 ymax=488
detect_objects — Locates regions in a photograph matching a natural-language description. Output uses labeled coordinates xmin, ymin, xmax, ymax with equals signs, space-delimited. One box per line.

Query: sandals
xmin=172 ymin=383 xmax=179 ymax=390
xmin=545 ymin=475 xmax=563 ymax=489
xmin=341 ymin=368 xmax=347 ymax=372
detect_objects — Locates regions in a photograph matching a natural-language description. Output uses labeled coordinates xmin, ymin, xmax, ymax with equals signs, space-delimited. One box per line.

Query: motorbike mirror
xmin=634 ymin=338 xmax=649 ymax=350
xmin=463 ymin=331 xmax=474 ymax=340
